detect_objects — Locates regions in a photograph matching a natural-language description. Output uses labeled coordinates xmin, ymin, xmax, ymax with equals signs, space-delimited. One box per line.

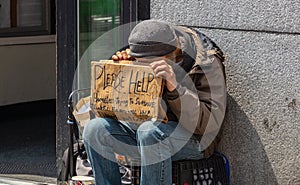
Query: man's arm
xmin=165 ymin=56 xmax=226 ymax=136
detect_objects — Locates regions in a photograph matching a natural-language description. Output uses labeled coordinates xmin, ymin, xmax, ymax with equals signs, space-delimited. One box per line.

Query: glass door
xmin=76 ymin=0 xmax=123 ymax=91
xmin=78 ymin=0 xmax=121 ymax=59
xmin=75 ymin=0 xmax=143 ymax=96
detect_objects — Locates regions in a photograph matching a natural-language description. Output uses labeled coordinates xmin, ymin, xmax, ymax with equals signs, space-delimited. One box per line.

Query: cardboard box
xmin=91 ymin=60 xmax=167 ymax=124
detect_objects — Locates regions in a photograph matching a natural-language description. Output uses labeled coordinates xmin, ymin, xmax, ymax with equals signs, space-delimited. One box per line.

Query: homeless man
xmin=83 ymin=19 xmax=226 ymax=185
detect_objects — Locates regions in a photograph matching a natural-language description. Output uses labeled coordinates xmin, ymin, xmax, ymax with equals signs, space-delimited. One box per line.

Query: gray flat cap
xmin=128 ymin=20 xmax=178 ymax=57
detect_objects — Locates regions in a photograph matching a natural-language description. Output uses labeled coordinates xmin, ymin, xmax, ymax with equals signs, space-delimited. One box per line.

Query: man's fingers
xmin=113 ymin=50 xmax=133 ymax=60
xmin=150 ymin=60 xmax=168 ymax=69
xmin=155 ymin=70 xmax=169 ymax=78
xmin=150 ymin=60 xmax=173 ymax=74
xmin=112 ymin=49 xmax=131 ymax=60
xmin=153 ymin=64 xmax=172 ymax=75
xmin=121 ymin=50 xmax=128 ymax=59
xmin=116 ymin=51 xmax=123 ymax=59
xmin=112 ymin=55 xmax=119 ymax=60
xmin=150 ymin=60 xmax=177 ymax=92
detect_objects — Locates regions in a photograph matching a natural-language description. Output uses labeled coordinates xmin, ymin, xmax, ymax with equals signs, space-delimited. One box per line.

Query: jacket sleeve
xmin=165 ymin=56 xmax=226 ymax=136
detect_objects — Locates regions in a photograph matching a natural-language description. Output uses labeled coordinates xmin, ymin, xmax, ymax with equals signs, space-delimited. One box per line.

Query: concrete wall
xmin=0 ymin=36 xmax=56 ymax=105
xmin=151 ymin=1 xmax=299 ymax=184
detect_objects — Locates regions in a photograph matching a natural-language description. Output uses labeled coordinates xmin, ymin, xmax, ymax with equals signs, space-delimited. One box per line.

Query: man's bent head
xmin=128 ymin=20 xmax=179 ymax=58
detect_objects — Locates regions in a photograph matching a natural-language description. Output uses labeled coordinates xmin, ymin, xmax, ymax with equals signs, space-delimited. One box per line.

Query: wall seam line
xmin=183 ymin=25 xmax=300 ymax=36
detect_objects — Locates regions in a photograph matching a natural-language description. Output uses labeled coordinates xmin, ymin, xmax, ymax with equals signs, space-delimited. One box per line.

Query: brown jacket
xmin=163 ymin=26 xmax=227 ymax=158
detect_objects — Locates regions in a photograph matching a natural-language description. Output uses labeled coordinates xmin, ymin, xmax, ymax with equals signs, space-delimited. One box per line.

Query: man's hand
xmin=112 ymin=50 xmax=177 ymax=91
xmin=150 ymin=60 xmax=177 ymax=92
xmin=112 ymin=49 xmax=134 ymax=61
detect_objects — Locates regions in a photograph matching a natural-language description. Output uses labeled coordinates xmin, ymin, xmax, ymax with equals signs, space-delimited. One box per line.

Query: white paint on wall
xmin=0 ymin=42 xmax=56 ymax=105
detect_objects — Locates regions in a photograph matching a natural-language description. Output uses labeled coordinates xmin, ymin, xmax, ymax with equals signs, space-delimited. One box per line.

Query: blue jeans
xmin=83 ymin=118 xmax=203 ymax=185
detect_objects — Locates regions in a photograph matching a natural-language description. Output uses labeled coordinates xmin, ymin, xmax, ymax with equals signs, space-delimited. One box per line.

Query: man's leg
xmin=83 ymin=118 xmax=139 ymax=185
xmin=137 ymin=121 xmax=203 ymax=185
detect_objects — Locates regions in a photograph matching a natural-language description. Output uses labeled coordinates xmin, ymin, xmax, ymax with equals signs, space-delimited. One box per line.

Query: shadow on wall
xmin=218 ymin=94 xmax=279 ymax=185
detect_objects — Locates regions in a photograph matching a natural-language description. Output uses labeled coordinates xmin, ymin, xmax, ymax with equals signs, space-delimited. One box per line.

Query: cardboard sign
xmin=91 ymin=60 xmax=167 ymax=124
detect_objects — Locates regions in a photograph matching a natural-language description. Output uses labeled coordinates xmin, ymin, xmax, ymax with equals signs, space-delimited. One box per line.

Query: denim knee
xmin=83 ymin=118 xmax=110 ymax=143
xmin=137 ymin=121 xmax=167 ymax=146
xmin=83 ymin=119 xmax=98 ymax=141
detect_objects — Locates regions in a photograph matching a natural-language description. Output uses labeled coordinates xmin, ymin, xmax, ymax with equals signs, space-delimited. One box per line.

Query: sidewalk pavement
xmin=0 ymin=174 xmax=56 ymax=185
xmin=0 ymin=100 xmax=56 ymax=180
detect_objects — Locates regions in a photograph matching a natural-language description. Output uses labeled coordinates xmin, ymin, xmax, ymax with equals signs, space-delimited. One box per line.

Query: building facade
xmin=2 ymin=0 xmax=297 ymax=184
